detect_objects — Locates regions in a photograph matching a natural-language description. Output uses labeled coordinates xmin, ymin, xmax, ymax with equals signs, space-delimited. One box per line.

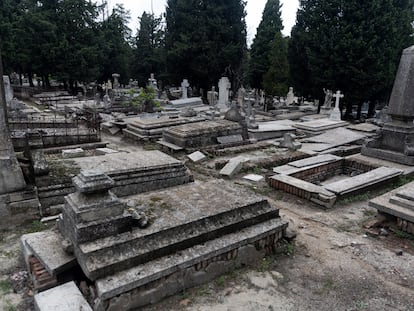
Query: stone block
xmin=62 ymin=148 xmax=85 ymax=159
xmin=220 ymin=157 xmax=245 ymax=178
xmin=243 ymin=174 xmax=264 ymax=182
xmin=22 ymin=231 xmax=76 ymax=276
xmin=96 ymin=148 xmax=119 ymax=156
xmin=217 ymin=134 xmax=243 ymax=144
xmin=187 ymin=151 xmax=207 ymax=163
xmin=34 ymin=281 xmax=92 ymax=311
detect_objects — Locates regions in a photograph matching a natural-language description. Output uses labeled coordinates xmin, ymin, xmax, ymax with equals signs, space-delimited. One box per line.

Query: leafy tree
xmin=133 ymin=12 xmax=165 ymax=86
xmin=263 ymin=33 xmax=289 ymax=95
xmin=165 ymin=0 xmax=247 ymax=92
xmin=289 ymin=0 xmax=414 ymax=118
xmin=249 ymin=0 xmax=284 ymax=90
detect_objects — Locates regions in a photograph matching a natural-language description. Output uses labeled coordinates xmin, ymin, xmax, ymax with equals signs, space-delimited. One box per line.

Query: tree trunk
xmin=356 ymin=102 xmax=363 ymax=120
xmin=44 ymin=75 xmax=51 ymax=88
xmin=28 ymin=72 xmax=34 ymax=87
xmin=368 ymin=99 xmax=376 ymax=118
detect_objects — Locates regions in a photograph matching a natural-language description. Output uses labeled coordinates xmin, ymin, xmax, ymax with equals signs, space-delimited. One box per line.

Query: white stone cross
xmin=333 ymin=90 xmax=344 ymax=109
xmin=181 ymin=79 xmax=189 ymax=99
xmin=330 ymin=90 xmax=344 ymax=121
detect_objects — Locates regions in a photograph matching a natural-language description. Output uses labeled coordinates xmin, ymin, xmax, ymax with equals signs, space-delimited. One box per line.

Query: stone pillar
xmin=330 ymin=90 xmax=343 ymax=121
xmin=218 ymin=77 xmax=231 ymax=108
xmin=0 ymin=52 xmax=26 ymax=195
xmin=181 ymin=79 xmax=189 ymax=99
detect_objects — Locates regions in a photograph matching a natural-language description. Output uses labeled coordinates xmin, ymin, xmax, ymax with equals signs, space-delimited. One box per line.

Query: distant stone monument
xmin=218 ymin=77 xmax=231 ymax=108
xmin=112 ymin=73 xmax=120 ymax=89
xmin=329 ymin=90 xmax=343 ymax=121
xmin=286 ymin=87 xmax=295 ymax=105
xmin=321 ymin=88 xmax=333 ymax=115
xmin=363 ymin=46 xmax=414 ymax=165
xmin=181 ymin=79 xmax=189 ymax=99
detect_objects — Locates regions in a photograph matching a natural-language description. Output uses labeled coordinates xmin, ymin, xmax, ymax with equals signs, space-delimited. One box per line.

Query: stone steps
xmin=369 ymin=181 xmax=414 ymax=224
xmin=94 ymin=217 xmax=288 ymax=310
xmin=77 ymin=199 xmax=279 ymax=280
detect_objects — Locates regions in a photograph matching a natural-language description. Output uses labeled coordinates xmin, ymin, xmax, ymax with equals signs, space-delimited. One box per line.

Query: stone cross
xmin=181 ymin=79 xmax=189 ymax=99
xmin=330 ymin=90 xmax=344 ymax=121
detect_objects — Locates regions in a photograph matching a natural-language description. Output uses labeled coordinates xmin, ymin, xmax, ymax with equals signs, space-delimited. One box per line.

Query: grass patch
xmin=257 ymin=257 xmax=271 ymax=272
xmin=27 ymin=220 xmax=47 ymax=233
xmin=0 ymin=279 xmax=12 ymax=293
xmin=149 ymin=196 xmax=163 ymax=202
xmin=215 ymin=275 xmax=226 ymax=287
xmin=338 ymin=193 xmax=371 ymax=205
xmin=394 ymin=230 xmax=414 ymax=240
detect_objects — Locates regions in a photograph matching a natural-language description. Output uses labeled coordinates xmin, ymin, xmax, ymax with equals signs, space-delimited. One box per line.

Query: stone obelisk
xmin=0 ymin=51 xmax=26 ymax=194
xmin=362 ymin=45 xmax=414 ymax=165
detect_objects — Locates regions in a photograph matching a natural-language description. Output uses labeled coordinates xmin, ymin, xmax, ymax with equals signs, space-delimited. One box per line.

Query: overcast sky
xmin=111 ymin=0 xmax=299 ymax=42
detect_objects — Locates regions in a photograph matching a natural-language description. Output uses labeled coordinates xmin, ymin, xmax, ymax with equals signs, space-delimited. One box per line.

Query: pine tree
xmin=165 ymin=0 xmax=247 ymax=91
xmin=249 ymin=0 xmax=284 ymax=90
xmin=289 ymin=0 xmax=414 ymax=118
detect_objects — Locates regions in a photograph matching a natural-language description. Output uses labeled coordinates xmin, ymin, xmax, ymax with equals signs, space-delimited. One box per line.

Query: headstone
xmin=224 ymin=101 xmax=243 ymax=122
xmin=330 ymin=90 xmax=343 ymax=121
xmin=286 ymin=87 xmax=295 ymax=105
xmin=280 ymin=133 xmax=302 ymax=151
xmin=181 ymin=79 xmax=189 ymax=99
xmin=187 ymin=151 xmax=207 ymax=163
xmin=218 ymin=77 xmax=231 ymax=108
xmin=103 ymin=94 xmax=111 ymax=108
xmin=112 ymin=73 xmax=120 ymax=89
xmin=207 ymin=86 xmax=218 ymax=106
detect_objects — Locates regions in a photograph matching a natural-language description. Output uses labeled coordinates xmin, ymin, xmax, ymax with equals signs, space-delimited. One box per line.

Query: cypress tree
xmin=165 ymin=0 xmax=247 ymax=91
xmin=289 ymin=0 xmax=414 ymax=118
xmin=249 ymin=0 xmax=284 ymax=90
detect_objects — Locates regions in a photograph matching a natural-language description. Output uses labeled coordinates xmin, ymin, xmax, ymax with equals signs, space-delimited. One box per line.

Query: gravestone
xmin=218 ymin=77 xmax=231 ymax=108
xmin=286 ymin=87 xmax=295 ymax=105
xmin=112 ymin=73 xmax=120 ymax=89
xmin=321 ymin=88 xmax=333 ymax=115
xmin=181 ymin=79 xmax=189 ymax=99
xmin=362 ymin=46 xmax=414 ymax=165
xmin=329 ymin=91 xmax=343 ymax=121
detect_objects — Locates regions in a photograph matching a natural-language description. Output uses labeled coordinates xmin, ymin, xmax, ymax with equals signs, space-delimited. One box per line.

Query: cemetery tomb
xmin=161 ymin=119 xmax=244 ymax=149
xmin=362 ymin=45 xmax=414 ymax=165
xmin=27 ymin=173 xmax=288 ymax=310
xmin=369 ymin=181 xmax=414 ymax=234
xmin=269 ymin=155 xmax=403 ymax=208
xmin=248 ymin=120 xmax=297 ymax=141
xmin=293 ymin=118 xmax=348 ymax=135
xmin=123 ymin=115 xmax=205 ymax=141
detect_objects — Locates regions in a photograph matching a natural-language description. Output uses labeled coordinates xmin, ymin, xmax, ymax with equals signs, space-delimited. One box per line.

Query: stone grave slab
xmin=243 ymin=174 xmax=264 ymax=182
xmin=95 ymin=147 xmax=119 ymax=155
xmin=217 ymin=134 xmax=244 ymax=144
xmin=289 ymin=154 xmax=342 ymax=168
xmin=248 ymin=120 xmax=296 ymax=141
xmin=347 ymin=123 xmax=380 ymax=133
xmin=163 ymin=119 xmax=243 ymax=149
xmin=169 ymin=97 xmax=203 ymax=108
xmin=324 ymin=167 xmax=402 ymax=195
xmin=123 ymin=115 xmax=205 ymax=141
xmin=62 ymin=148 xmax=85 ymax=159
xmin=34 ymin=281 xmax=92 ymax=311
xmin=187 ymin=151 xmax=207 ymax=162
xmin=293 ymin=118 xmax=348 ymax=134
xmin=302 ymin=128 xmax=366 ymax=152
xmin=22 ymin=231 xmax=76 ymax=276
xmin=220 ymin=156 xmax=246 ymax=178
